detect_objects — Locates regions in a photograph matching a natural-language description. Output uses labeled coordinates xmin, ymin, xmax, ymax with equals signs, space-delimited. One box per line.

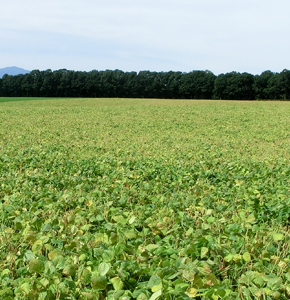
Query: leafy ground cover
xmin=1 ymin=98 xmax=290 ymax=299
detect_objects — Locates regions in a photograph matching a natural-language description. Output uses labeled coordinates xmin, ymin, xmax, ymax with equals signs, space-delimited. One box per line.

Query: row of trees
xmin=0 ymin=68 xmax=290 ymax=100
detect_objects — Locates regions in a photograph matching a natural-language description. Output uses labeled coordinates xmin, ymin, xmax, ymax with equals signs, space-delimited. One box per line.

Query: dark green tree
xmin=254 ymin=71 xmax=275 ymax=100
xmin=180 ymin=70 xmax=216 ymax=99
xmin=214 ymin=72 xmax=254 ymax=100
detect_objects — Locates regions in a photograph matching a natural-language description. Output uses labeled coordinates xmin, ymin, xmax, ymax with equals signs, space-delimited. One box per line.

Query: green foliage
xmin=1 ymin=98 xmax=290 ymax=299
xmin=1 ymin=68 xmax=290 ymax=99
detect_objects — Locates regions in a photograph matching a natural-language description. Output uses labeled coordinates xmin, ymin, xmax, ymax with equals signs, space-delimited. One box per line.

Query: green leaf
xmin=81 ymin=268 xmax=92 ymax=283
xmin=29 ymin=258 xmax=44 ymax=274
xmin=272 ymin=233 xmax=284 ymax=241
xmin=20 ymin=282 xmax=30 ymax=295
xmin=149 ymin=289 xmax=162 ymax=300
xmin=182 ymin=269 xmax=195 ymax=282
xmin=98 ymin=262 xmax=110 ymax=276
xmin=148 ymin=275 xmax=162 ymax=290
xmin=48 ymin=248 xmax=62 ymax=260
xmin=145 ymin=244 xmax=159 ymax=252
xmin=200 ymin=247 xmax=209 ymax=259
xmin=79 ymin=254 xmax=87 ymax=261
xmin=42 ymin=223 xmax=52 ymax=232
xmin=51 ymin=255 xmax=65 ymax=270
xmin=91 ymin=276 xmax=107 ymax=290
xmin=224 ymin=254 xmax=233 ymax=262
xmin=207 ymin=217 xmax=216 ymax=224
xmin=267 ymin=277 xmax=282 ymax=291
xmin=112 ymin=215 xmax=127 ymax=225
xmin=243 ymin=252 xmax=251 ymax=262
xmin=185 ymin=227 xmax=193 ymax=236
xmin=32 ymin=239 xmax=43 ymax=254
xmin=129 ymin=216 xmax=136 ymax=224
xmin=111 ymin=276 xmax=124 ymax=290
xmin=1 ymin=269 xmax=10 ymax=277
xmin=62 ymin=264 xmax=76 ymax=277
xmin=123 ymin=229 xmax=137 ymax=239
xmin=0 ymin=288 xmax=12 ymax=296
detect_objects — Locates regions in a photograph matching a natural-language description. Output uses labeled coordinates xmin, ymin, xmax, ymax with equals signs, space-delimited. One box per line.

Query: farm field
xmin=1 ymin=98 xmax=290 ymax=299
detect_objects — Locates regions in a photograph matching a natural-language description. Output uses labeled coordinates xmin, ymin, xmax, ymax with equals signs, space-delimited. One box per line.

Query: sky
xmin=1 ymin=0 xmax=290 ymax=75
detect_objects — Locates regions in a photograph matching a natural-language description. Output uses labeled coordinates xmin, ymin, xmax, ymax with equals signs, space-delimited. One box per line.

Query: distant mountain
xmin=0 ymin=66 xmax=30 ymax=78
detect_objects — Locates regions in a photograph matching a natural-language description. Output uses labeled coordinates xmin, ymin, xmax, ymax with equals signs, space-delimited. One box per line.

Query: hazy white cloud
xmin=1 ymin=0 xmax=290 ymax=74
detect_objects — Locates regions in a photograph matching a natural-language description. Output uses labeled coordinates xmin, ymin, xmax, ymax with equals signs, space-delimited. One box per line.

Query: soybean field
xmin=1 ymin=98 xmax=290 ymax=299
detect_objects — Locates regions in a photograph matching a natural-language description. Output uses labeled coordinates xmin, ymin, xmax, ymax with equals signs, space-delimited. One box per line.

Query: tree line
xmin=0 ymin=68 xmax=290 ymax=100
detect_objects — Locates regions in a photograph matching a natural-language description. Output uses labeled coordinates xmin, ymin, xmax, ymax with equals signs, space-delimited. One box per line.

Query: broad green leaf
xmin=207 ymin=217 xmax=216 ymax=224
xmin=267 ymin=277 xmax=282 ymax=291
xmin=24 ymin=250 xmax=35 ymax=262
xmin=112 ymin=215 xmax=127 ymax=225
xmin=20 ymin=282 xmax=30 ymax=295
xmin=48 ymin=249 xmax=63 ymax=260
xmin=200 ymin=247 xmax=209 ymax=259
xmin=145 ymin=244 xmax=159 ymax=252
xmin=273 ymin=233 xmax=284 ymax=241
xmin=186 ymin=227 xmax=193 ymax=236
xmin=129 ymin=216 xmax=136 ymax=224
xmin=79 ymin=254 xmax=87 ymax=261
xmin=81 ymin=292 xmax=95 ymax=299
xmin=149 ymin=289 xmax=162 ymax=300
xmin=233 ymin=254 xmax=242 ymax=262
xmin=148 ymin=275 xmax=162 ymax=289
xmin=1 ymin=269 xmax=10 ymax=277
xmin=32 ymin=239 xmax=43 ymax=254
xmin=62 ymin=264 xmax=76 ymax=277
xmin=98 ymin=262 xmax=110 ymax=276
xmin=111 ymin=276 xmax=124 ymax=290
xmin=152 ymin=284 xmax=162 ymax=292
xmin=136 ymin=292 xmax=149 ymax=300
xmin=29 ymin=258 xmax=44 ymax=274
xmin=42 ymin=223 xmax=52 ymax=232
xmin=123 ymin=229 xmax=137 ymax=239
xmin=182 ymin=269 xmax=195 ymax=282
xmin=51 ymin=255 xmax=65 ymax=270
xmin=253 ymin=275 xmax=265 ymax=288
xmin=243 ymin=252 xmax=251 ymax=262
xmin=44 ymin=261 xmax=55 ymax=276
xmin=0 ymin=288 xmax=12 ymax=296
xmin=81 ymin=268 xmax=92 ymax=283
xmin=91 ymin=276 xmax=107 ymax=290
xmin=71 ymin=225 xmax=78 ymax=235
xmin=224 ymin=254 xmax=233 ymax=262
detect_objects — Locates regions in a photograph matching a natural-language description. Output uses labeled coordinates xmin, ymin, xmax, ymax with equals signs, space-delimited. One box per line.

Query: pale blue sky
xmin=1 ymin=0 xmax=290 ymax=75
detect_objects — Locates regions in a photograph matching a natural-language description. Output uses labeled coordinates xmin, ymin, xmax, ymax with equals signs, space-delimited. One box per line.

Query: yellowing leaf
xmin=273 ymin=233 xmax=284 ymax=241
xmin=186 ymin=288 xmax=198 ymax=298
xmin=224 ymin=254 xmax=233 ymax=262
xmin=48 ymin=249 xmax=63 ymax=260
xmin=243 ymin=252 xmax=251 ymax=262
xmin=152 ymin=284 xmax=162 ymax=292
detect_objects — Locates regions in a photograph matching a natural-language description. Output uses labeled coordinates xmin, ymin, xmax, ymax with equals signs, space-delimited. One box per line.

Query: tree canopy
xmin=0 ymin=68 xmax=289 ymax=100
